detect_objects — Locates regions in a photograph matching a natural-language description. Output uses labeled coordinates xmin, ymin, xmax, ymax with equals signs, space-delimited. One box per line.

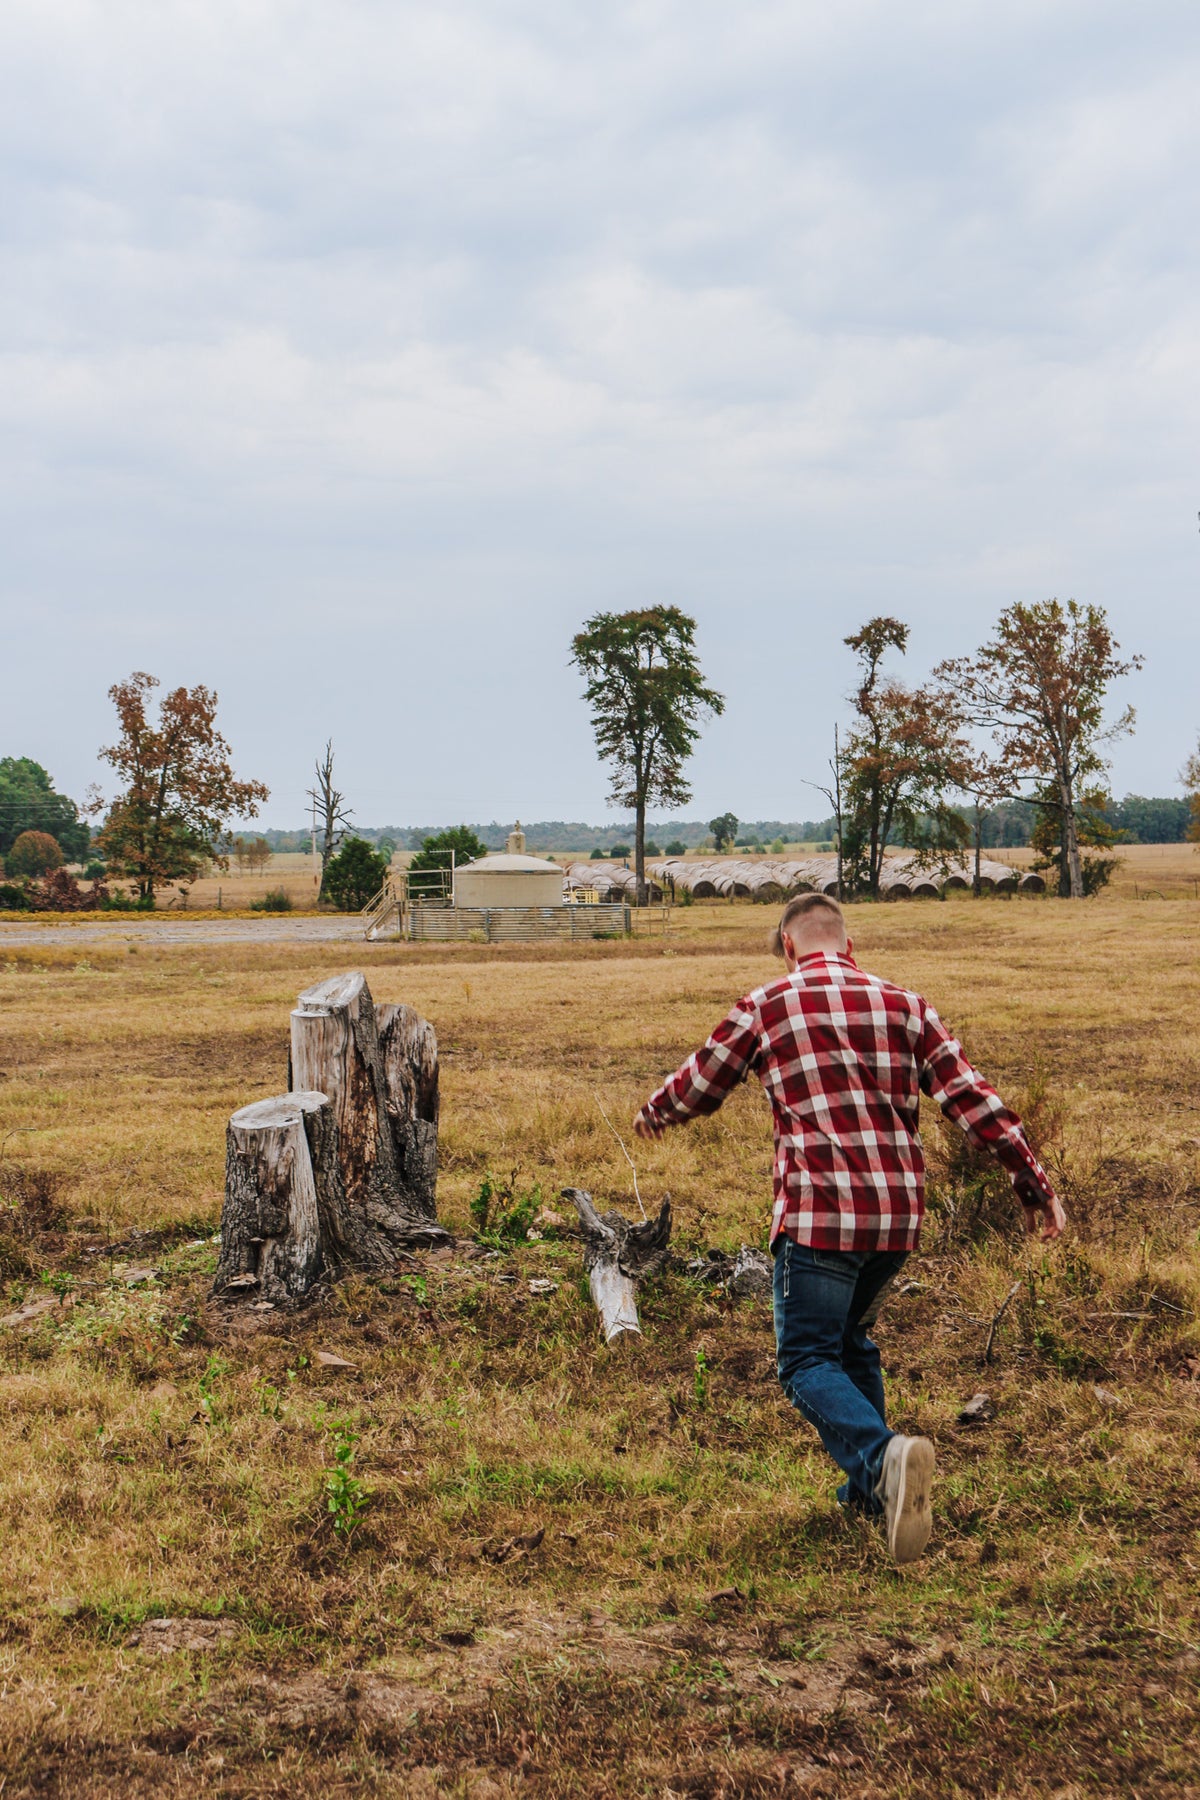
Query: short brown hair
xmin=770 ymin=892 xmax=846 ymax=958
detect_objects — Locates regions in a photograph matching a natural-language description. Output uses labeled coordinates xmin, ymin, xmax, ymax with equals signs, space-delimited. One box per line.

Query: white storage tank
xmin=453 ymin=826 xmax=565 ymax=909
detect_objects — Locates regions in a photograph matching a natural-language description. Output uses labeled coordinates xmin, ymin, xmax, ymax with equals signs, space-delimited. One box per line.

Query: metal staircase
xmin=361 ymin=878 xmax=404 ymax=940
xmin=360 ymin=865 xmax=455 ymax=940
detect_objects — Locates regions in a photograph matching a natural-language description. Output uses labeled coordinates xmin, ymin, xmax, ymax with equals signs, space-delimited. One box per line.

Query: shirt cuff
xmin=1013 ymin=1169 xmax=1054 ymax=1206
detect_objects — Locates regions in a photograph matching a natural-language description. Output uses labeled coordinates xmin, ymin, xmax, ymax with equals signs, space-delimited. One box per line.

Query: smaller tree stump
xmin=215 ymin=1093 xmax=334 ymax=1303
xmin=377 ymin=1001 xmax=439 ymax=1219
xmin=561 ymin=1187 xmax=672 ymax=1343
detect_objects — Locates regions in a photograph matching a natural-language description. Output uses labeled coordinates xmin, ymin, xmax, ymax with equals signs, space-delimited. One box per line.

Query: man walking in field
xmin=634 ymin=893 xmax=1064 ymax=1564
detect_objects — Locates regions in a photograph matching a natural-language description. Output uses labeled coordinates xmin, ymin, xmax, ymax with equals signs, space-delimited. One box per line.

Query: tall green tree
xmin=0 ymin=758 xmax=89 ymax=861
xmin=570 ymin=608 xmax=724 ymax=903
xmin=98 ymin=672 xmax=269 ymax=900
xmin=708 ymin=811 xmax=738 ymax=852
xmin=936 ymin=599 xmax=1141 ymax=900
xmin=839 ymin=617 xmax=971 ymax=899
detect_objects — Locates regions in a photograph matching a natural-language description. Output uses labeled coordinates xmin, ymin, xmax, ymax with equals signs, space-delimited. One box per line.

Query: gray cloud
xmin=2 ymin=0 xmax=1196 ymax=823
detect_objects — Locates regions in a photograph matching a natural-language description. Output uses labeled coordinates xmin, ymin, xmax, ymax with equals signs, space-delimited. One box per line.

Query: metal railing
xmin=361 ymin=862 xmax=456 ymax=939
xmin=406 ymin=866 xmax=454 ymax=904
xmin=362 ymin=878 xmax=403 ymax=940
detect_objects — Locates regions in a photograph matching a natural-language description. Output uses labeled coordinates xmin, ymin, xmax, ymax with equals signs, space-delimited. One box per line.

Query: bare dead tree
xmin=307 ymin=740 xmax=354 ymax=900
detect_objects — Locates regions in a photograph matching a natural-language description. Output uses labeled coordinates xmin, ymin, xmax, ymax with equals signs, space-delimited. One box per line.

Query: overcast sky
xmin=3 ymin=1 xmax=1197 ymax=828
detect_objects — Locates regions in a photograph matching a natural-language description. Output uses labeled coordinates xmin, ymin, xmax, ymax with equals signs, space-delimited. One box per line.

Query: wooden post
xmin=215 ymin=1092 xmax=333 ymax=1303
xmin=561 ymin=1187 xmax=672 ymax=1343
xmin=290 ymin=971 xmax=449 ymax=1266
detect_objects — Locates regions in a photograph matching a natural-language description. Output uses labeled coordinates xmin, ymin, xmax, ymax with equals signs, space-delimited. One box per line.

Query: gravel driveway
xmin=0 ymin=917 xmax=367 ymax=948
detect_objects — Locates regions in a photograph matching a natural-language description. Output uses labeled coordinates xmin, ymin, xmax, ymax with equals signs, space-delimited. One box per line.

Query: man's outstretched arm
xmin=633 ymin=998 xmax=762 ymax=1140
xmin=918 ymin=1004 xmax=1066 ymax=1242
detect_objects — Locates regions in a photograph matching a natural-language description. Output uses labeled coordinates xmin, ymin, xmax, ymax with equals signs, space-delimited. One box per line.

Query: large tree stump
xmin=377 ymin=1001 xmax=439 ymax=1220
xmin=561 ymin=1187 xmax=672 ymax=1343
xmin=290 ymin=971 xmax=449 ymax=1265
xmin=215 ymin=1093 xmax=335 ymax=1303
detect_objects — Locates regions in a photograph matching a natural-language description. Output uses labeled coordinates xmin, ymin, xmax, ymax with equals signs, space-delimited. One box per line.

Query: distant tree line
xmin=244 ymin=798 xmax=1194 ymax=860
xmin=964 ymin=795 xmax=1193 ymax=847
xmin=249 ymin=818 xmax=849 ymax=854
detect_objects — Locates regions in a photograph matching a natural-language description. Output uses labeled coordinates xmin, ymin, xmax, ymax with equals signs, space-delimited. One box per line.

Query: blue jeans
xmin=773 ymin=1238 xmax=909 ymax=1514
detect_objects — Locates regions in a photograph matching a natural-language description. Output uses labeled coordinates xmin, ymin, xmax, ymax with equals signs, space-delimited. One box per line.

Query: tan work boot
xmin=876 ymin=1434 xmax=935 ymax=1564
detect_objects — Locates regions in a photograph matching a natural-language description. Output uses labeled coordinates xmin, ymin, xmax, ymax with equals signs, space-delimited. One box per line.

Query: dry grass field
xmin=984 ymin=841 xmax=1200 ymax=902
xmin=1 ymin=899 xmax=1199 ymax=1797
xmin=180 ymin=850 xmax=329 ymax=911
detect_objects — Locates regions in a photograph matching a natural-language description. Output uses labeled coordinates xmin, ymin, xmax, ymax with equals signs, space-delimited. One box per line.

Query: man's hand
xmin=633 ymin=1106 xmax=666 ymax=1142
xmin=1022 ymin=1192 xmax=1067 ymax=1242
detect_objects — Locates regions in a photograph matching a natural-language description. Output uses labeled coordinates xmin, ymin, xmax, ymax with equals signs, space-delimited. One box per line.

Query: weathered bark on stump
xmin=685 ymin=1244 xmax=773 ymax=1297
xmin=377 ymin=1001 xmax=439 ymax=1219
xmin=290 ymin=971 xmax=449 ymax=1264
xmin=561 ymin=1187 xmax=672 ymax=1343
xmin=215 ymin=1093 xmax=334 ymax=1302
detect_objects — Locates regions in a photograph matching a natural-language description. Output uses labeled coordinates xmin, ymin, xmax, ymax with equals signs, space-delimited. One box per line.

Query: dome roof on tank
xmin=457 ymin=852 xmax=561 ymax=875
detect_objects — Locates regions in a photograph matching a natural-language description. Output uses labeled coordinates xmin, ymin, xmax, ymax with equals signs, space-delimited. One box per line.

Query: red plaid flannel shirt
xmin=643 ymin=951 xmax=1056 ymax=1252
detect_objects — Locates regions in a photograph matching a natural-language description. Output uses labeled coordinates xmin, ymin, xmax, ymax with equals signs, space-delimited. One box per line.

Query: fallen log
xmin=290 ymin=971 xmax=450 ymax=1265
xmin=561 ymin=1186 xmax=672 ymax=1343
xmin=214 ymin=1092 xmax=334 ymax=1303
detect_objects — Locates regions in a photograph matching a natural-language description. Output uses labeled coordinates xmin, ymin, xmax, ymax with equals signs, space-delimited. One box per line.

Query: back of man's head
xmin=770 ymin=893 xmax=848 ymax=960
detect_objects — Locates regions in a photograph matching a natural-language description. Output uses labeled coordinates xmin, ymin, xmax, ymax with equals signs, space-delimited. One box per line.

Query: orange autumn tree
xmin=98 ymin=673 xmax=269 ymax=901
xmin=838 ymin=616 xmax=972 ymax=899
xmin=936 ymin=599 xmax=1141 ymax=900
